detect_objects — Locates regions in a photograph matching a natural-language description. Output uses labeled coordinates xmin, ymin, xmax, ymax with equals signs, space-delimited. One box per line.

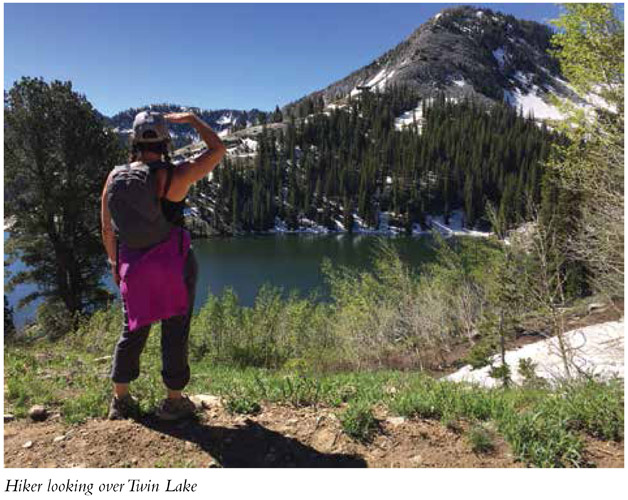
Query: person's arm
xmin=163 ymin=112 xmax=227 ymax=201
xmin=100 ymin=173 xmax=119 ymax=286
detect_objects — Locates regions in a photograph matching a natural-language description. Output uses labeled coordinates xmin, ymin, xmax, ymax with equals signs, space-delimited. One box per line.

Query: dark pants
xmin=110 ymin=249 xmax=198 ymax=391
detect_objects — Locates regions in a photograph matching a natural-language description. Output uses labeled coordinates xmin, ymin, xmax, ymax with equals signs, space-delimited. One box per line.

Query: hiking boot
xmin=108 ymin=394 xmax=140 ymax=420
xmin=155 ymin=395 xmax=197 ymax=421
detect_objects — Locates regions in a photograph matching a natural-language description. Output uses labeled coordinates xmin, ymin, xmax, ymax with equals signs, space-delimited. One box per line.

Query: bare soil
xmin=4 ymin=400 xmax=623 ymax=468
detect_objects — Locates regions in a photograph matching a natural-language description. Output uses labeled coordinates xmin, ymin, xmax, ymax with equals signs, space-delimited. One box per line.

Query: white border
xmin=1 ymin=2 xmax=626 ymax=499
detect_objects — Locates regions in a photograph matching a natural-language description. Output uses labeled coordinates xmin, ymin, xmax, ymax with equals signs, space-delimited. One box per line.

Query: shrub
xmin=467 ymin=424 xmax=496 ymax=454
xmin=464 ymin=339 xmax=497 ymax=369
xmin=339 ymin=403 xmax=379 ymax=442
xmin=224 ymin=395 xmax=261 ymax=415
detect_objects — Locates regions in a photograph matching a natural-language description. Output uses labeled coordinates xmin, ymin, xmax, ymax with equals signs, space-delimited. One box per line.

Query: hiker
xmin=101 ymin=111 xmax=226 ymax=420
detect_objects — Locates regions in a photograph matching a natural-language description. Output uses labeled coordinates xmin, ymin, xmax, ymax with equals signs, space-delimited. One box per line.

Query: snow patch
xmin=365 ymin=68 xmax=396 ymax=91
xmin=216 ymin=113 xmax=233 ymax=126
xmin=394 ymin=97 xmax=460 ymax=133
xmin=584 ymin=90 xmax=618 ymax=113
xmin=447 ymin=320 xmax=625 ymax=387
xmin=394 ymin=104 xmax=424 ymax=132
xmin=365 ymin=68 xmax=388 ymax=88
xmin=350 ymin=68 xmax=396 ymax=96
xmin=325 ymin=102 xmax=348 ymax=111
xmin=504 ymin=87 xmax=564 ymax=120
xmin=333 ymin=219 xmax=346 ymax=231
xmin=425 ymin=210 xmax=492 ymax=238
xmin=242 ymin=137 xmax=258 ymax=152
xmin=113 ymin=127 xmax=132 ymax=134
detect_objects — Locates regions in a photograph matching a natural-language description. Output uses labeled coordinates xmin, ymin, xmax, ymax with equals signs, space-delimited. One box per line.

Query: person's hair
xmin=128 ymin=139 xmax=172 ymax=163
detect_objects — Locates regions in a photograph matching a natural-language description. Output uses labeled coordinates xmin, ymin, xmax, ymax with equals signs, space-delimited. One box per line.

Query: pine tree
xmin=4 ymin=77 xmax=125 ymax=324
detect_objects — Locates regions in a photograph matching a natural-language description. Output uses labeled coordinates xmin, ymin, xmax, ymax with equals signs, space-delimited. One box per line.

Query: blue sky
xmin=4 ymin=3 xmax=575 ymax=116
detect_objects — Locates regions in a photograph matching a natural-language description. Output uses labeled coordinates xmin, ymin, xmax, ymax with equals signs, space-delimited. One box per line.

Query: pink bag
xmin=118 ymin=227 xmax=191 ymax=332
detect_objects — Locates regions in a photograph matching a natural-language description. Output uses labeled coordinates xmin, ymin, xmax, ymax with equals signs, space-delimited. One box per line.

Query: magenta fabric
xmin=119 ymin=227 xmax=191 ymax=332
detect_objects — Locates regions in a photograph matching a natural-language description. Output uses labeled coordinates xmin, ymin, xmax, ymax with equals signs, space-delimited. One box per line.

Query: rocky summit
xmin=287 ymin=6 xmax=580 ymax=115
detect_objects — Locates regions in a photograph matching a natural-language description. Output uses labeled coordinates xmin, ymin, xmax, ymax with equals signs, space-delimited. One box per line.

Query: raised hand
xmin=164 ymin=112 xmax=198 ymax=125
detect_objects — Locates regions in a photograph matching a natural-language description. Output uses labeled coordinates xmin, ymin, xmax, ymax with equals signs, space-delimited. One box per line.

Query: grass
xmin=5 ymin=331 xmax=624 ymax=468
xmin=224 ymin=394 xmax=262 ymax=415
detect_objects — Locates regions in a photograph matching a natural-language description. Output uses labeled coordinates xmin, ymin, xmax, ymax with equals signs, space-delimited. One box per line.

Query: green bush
xmin=554 ymin=379 xmax=624 ymax=441
xmin=498 ymin=410 xmax=583 ymax=467
xmin=467 ymin=424 xmax=496 ymax=454
xmin=224 ymin=395 xmax=261 ymax=415
xmin=339 ymin=403 xmax=379 ymax=443
xmin=518 ymin=358 xmax=547 ymax=388
xmin=464 ymin=339 xmax=497 ymax=369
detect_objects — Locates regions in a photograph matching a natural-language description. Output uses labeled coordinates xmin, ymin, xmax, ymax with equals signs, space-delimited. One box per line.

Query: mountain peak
xmin=286 ymin=6 xmax=572 ymax=119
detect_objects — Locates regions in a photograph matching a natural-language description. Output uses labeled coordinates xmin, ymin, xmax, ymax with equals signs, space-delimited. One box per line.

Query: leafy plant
xmin=339 ymin=403 xmax=379 ymax=443
xmin=224 ymin=395 xmax=261 ymax=415
xmin=467 ymin=424 xmax=496 ymax=454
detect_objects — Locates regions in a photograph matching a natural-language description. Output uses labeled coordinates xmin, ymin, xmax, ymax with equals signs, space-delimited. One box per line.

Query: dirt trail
xmin=4 ymin=400 xmax=623 ymax=468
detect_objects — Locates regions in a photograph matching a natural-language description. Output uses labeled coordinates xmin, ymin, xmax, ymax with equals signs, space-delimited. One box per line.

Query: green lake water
xmin=5 ymin=233 xmax=437 ymax=329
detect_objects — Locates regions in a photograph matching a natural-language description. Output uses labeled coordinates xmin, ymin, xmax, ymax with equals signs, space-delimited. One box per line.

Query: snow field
xmin=447 ymin=320 xmax=625 ymax=388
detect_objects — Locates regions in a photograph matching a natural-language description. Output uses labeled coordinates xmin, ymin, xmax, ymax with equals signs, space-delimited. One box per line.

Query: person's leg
xmin=108 ymin=302 xmax=152 ymax=419
xmin=110 ymin=301 xmax=152 ymax=395
xmin=160 ymin=248 xmax=198 ymax=398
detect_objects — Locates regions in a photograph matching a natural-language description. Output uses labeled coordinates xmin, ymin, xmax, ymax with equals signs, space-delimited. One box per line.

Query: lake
xmin=4 ymin=233 xmax=436 ymax=329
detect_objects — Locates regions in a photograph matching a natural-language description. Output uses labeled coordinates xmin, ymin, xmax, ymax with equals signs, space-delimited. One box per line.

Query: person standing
xmin=101 ymin=111 xmax=225 ymax=420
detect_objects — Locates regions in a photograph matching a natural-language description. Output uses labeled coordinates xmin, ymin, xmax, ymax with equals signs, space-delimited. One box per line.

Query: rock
xmin=410 ymin=454 xmax=423 ymax=465
xmin=311 ymin=429 xmax=337 ymax=453
xmin=22 ymin=441 xmax=33 ymax=449
xmin=190 ymin=394 xmax=221 ymax=410
xmin=94 ymin=355 xmax=113 ymax=363
xmin=587 ymin=302 xmax=608 ymax=314
xmin=386 ymin=416 xmax=406 ymax=427
xmin=28 ymin=405 xmax=48 ymax=422
xmin=4 ymin=414 xmax=15 ymax=423
xmin=53 ymin=435 xmax=65 ymax=443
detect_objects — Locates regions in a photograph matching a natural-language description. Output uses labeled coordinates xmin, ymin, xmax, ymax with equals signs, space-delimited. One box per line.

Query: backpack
xmin=106 ymin=161 xmax=186 ymax=250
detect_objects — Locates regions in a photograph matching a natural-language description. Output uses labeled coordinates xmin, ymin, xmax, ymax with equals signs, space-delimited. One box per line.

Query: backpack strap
xmin=145 ymin=160 xmax=174 ymax=199
xmin=115 ymin=237 xmax=120 ymax=275
xmin=163 ymin=163 xmax=174 ymax=199
xmin=107 ymin=167 xmax=126 ymax=275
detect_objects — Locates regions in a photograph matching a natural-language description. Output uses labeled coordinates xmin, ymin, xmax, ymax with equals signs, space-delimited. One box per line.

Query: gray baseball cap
xmin=131 ymin=111 xmax=171 ymax=144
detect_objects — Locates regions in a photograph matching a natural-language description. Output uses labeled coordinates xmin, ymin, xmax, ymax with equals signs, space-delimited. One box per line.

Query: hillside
xmin=170 ymin=6 xmax=593 ymax=236
xmin=285 ymin=5 xmax=581 ymax=121
xmin=5 ymin=308 xmax=624 ymax=468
